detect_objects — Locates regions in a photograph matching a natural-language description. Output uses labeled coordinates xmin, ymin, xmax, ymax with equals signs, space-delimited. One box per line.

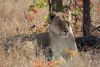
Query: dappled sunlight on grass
xmin=33 ymin=58 xmax=64 ymax=67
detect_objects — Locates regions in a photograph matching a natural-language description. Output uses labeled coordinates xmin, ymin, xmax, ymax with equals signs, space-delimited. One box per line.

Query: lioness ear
xmin=49 ymin=11 xmax=57 ymax=21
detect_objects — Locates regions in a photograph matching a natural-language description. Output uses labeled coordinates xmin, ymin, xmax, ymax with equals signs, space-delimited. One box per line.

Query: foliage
xmin=44 ymin=15 xmax=49 ymax=22
xmin=29 ymin=0 xmax=48 ymax=11
xmin=35 ymin=0 xmax=48 ymax=9
xmin=72 ymin=7 xmax=81 ymax=16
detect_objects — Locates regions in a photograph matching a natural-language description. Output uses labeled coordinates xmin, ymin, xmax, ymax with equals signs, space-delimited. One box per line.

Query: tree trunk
xmin=48 ymin=0 xmax=63 ymax=12
xmin=83 ymin=0 xmax=91 ymax=36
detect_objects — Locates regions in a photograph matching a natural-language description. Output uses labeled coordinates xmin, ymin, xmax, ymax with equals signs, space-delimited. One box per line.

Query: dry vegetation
xmin=0 ymin=0 xmax=100 ymax=67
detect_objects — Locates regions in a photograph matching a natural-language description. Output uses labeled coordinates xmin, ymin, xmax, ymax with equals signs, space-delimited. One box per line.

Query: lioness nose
xmin=64 ymin=30 xmax=68 ymax=33
xmin=63 ymin=30 xmax=68 ymax=35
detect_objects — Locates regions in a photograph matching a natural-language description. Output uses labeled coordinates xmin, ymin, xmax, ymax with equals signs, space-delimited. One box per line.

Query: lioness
xmin=48 ymin=12 xmax=78 ymax=60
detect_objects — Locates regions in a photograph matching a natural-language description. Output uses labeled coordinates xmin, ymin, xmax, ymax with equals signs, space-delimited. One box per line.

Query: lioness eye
xmin=67 ymin=22 xmax=69 ymax=27
xmin=67 ymin=21 xmax=70 ymax=26
xmin=64 ymin=20 xmax=69 ymax=27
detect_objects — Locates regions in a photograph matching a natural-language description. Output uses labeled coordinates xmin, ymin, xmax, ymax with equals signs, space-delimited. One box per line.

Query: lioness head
xmin=49 ymin=12 xmax=72 ymax=38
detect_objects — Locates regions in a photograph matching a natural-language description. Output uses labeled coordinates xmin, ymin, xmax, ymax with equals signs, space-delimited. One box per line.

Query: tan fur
xmin=49 ymin=12 xmax=78 ymax=60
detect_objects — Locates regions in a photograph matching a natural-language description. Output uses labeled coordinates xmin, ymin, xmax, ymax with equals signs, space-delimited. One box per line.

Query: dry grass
xmin=0 ymin=34 xmax=100 ymax=67
xmin=0 ymin=40 xmax=100 ymax=67
xmin=0 ymin=0 xmax=48 ymax=36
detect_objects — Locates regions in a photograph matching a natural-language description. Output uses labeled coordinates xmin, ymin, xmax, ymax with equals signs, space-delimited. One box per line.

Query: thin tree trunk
xmin=83 ymin=0 xmax=91 ymax=36
xmin=48 ymin=0 xmax=63 ymax=12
